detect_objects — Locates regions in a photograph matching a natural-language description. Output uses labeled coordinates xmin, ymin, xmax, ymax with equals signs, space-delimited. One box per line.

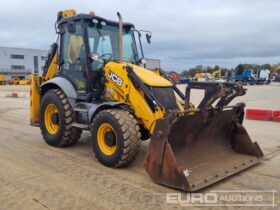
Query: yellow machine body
xmin=45 ymin=52 xmax=58 ymax=80
xmin=30 ymin=74 xmax=41 ymax=125
xmin=0 ymin=74 xmax=5 ymax=85
xmin=103 ymin=62 xmax=184 ymax=133
xmin=30 ymin=9 xmax=264 ymax=192
xmin=29 ymin=10 xmax=75 ymax=125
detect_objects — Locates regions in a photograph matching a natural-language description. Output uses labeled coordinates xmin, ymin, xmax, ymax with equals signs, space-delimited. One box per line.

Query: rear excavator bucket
xmin=144 ymin=82 xmax=263 ymax=191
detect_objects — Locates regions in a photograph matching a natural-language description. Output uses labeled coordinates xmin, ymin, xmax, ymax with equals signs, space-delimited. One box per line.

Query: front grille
xmin=151 ymin=87 xmax=178 ymax=111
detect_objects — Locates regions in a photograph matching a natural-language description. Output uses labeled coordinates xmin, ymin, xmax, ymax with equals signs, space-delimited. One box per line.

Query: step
xmin=72 ymin=123 xmax=90 ymax=130
xmin=74 ymin=108 xmax=89 ymax=113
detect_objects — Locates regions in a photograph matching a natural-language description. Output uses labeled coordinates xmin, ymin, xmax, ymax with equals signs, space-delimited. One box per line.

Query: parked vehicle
xmin=0 ymin=74 xmax=5 ymax=85
xmin=257 ymin=69 xmax=270 ymax=84
xmin=235 ymin=69 xmax=265 ymax=85
xmin=273 ymin=73 xmax=280 ymax=82
xmin=179 ymin=78 xmax=190 ymax=84
xmin=194 ymin=72 xmax=211 ymax=81
xmin=213 ymin=77 xmax=226 ymax=83
xmin=19 ymin=80 xmax=29 ymax=85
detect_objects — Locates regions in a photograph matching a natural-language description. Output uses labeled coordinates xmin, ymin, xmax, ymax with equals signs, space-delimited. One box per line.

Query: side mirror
xmin=146 ymin=33 xmax=152 ymax=44
xmin=89 ymin=53 xmax=99 ymax=62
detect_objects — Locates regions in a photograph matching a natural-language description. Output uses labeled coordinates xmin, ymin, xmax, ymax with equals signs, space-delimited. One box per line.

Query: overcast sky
xmin=1 ymin=0 xmax=280 ymax=71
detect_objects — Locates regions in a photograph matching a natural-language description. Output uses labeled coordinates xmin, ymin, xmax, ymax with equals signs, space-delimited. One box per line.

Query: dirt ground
xmin=0 ymin=83 xmax=279 ymax=210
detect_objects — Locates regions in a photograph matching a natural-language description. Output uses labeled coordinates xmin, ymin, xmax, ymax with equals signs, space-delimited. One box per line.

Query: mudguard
xmin=40 ymin=77 xmax=77 ymax=107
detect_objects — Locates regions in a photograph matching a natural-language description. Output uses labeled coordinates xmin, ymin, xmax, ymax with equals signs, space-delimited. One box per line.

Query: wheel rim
xmin=97 ymin=123 xmax=117 ymax=156
xmin=44 ymin=104 xmax=59 ymax=135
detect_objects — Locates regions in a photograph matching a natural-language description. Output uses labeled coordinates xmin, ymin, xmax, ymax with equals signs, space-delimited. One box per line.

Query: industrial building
xmin=0 ymin=46 xmax=48 ymax=80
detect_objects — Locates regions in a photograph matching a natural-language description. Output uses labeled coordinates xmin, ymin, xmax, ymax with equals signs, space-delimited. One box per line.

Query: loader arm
xmin=103 ymin=62 xmax=183 ymax=133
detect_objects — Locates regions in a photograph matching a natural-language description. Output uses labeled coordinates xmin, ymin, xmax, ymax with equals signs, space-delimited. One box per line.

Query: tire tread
xmin=40 ymin=89 xmax=82 ymax=147
xmin=91 ymin=109 xmax=141 ymax=167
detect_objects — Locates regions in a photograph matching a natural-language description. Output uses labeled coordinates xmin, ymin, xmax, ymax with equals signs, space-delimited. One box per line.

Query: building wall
xmin=0 ymin=46 xmax=48 ymax=80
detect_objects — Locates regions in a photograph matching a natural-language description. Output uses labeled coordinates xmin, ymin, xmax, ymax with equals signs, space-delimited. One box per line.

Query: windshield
xmin=87 ymin=23 xmax=139 ymax=63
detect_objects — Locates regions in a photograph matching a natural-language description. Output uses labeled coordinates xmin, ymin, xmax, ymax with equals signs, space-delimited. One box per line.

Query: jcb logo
xmin=108 ymin=71 xmax=123 ymax=87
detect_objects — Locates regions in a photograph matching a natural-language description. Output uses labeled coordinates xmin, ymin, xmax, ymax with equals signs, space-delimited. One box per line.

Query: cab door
xmin=60 ymin=22 xmax=88 ymax=91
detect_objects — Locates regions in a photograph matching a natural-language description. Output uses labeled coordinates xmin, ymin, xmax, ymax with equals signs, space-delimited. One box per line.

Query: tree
xmin=195 ymin=65 xmax=203 ymax=72
xmin=272 ymin=64 xmax=280 ymax=73
xmin=260 ymin=64 xmax=272 ymax=70
xmin=213 ymin=65 xmax=220 ymax=71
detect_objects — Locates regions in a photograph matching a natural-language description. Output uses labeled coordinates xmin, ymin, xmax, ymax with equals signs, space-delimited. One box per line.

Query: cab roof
xmin=58 ymin=13 xmax=135 ymax=28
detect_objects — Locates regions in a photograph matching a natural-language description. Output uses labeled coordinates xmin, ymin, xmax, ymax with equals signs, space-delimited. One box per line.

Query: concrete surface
xmin=0 ymin=83 xmax=279 ymax=210
xmin=177 ymin=82 xmax=280 ymax=110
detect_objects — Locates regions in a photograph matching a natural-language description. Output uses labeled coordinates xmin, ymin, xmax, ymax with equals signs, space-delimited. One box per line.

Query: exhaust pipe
xmin=117 ymin=12 xmax=123 ymax=63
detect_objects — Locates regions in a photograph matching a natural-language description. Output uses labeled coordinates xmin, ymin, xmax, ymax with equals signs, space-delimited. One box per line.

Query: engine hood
xmin=126 ymin=63 xmax=172 ymax=87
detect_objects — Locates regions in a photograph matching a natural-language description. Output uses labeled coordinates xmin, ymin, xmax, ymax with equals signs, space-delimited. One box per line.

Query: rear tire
xmin=40 ymin=89 xmax=82 ymax=147
xmin=91 ymin=109 xmax=141 ymax=167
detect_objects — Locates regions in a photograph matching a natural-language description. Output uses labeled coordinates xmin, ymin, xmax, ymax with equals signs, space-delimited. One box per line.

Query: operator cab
xmin=56 ymin=14 xmax=139 ymax=101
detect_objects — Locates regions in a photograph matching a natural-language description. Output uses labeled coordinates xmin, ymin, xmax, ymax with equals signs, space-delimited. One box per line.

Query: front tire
xmin=91 ymin=109 xmax=141 ymax=167
xmin=40 ymin=89 xmax=82 ymax=147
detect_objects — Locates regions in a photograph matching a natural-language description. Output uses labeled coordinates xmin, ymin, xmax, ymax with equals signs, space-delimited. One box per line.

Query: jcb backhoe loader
xmin=30 ymin=10 xmax=263 ymax=191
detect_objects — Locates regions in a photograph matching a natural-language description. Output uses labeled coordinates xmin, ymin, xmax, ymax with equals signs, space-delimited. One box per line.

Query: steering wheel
xmin=63 ymin=61 xmax=73 ymax=69
xmin=90 ymin=53 xmax=113 ymax=70
xmin=100 ymin=53 xmax=113 ymax=61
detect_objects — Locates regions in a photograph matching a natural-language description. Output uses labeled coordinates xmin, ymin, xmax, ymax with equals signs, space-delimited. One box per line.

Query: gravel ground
xmin=0 ymin=83 xmax=279 ymax=210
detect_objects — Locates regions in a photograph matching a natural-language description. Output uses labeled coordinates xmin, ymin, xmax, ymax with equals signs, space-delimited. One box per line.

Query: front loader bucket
xmin=144 ymin=105 xmax=263 ymax=191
